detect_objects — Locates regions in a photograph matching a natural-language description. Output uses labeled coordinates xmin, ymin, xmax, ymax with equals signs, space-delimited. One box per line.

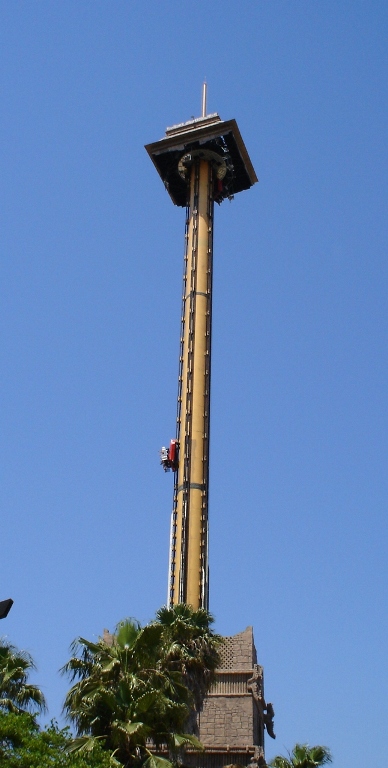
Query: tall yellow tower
xmin=146 ymin=89 xmax=257 ymax=610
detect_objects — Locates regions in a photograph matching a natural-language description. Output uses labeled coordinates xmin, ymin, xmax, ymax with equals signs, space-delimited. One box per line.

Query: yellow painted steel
xmin=172 ymin=159 xmax=212 ymax=609
xmin=146 ymin=113 xmax=257 ymax=612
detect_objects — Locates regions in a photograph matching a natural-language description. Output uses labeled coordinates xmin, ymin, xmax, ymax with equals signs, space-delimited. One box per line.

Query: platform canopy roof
xmin=145 ymin=114 xmax=257 ymax=207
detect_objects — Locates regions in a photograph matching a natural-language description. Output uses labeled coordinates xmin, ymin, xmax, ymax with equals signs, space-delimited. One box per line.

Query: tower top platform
xmin=145 ymin=113 xmax=258 ymax=206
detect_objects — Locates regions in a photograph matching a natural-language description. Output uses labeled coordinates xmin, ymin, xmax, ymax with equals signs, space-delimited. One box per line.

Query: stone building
xmin=185 ymin=627 xmax=275 ymax=768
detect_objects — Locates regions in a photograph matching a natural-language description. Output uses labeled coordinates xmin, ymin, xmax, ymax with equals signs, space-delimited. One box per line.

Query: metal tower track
xmin=168 ymin=160 xmax=214 ymax=609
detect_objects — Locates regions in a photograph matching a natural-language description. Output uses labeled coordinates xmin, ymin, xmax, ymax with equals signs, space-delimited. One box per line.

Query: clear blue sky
xmin=1 ymin=2 xmax=387 ymax=766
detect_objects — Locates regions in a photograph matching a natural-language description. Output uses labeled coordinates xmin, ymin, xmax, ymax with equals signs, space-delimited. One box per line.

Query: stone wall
xmin=199 ymin=694 xmax=255 ymax=747
xmin=197 ymin=627 xmax=265 ymax=756
xmin=218 ymin=627 xmax=257 ymax=670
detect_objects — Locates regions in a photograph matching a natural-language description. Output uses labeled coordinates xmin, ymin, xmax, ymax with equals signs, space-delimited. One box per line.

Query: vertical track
xmin=167 ymin=200 xmax=190 ymax=607
xmin=179 ymin=161 xmax=199 ymax=603
xmin=168 ymin=159 xmax=214 ymax=609
xmin=201 ymin=165 xmax=213 ymax=610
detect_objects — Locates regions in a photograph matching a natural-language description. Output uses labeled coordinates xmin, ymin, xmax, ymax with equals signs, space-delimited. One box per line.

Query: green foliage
xmin=0 ymin=711 xmax=111 ymax=767
xmin=61 ymin=605 xmax=221 ymax=767
xmin=269 ymin=743 xmax=332 ymax=768
xmin=155 ymin=604 xmax=222 ymax=712
xmin=0 ymin=637 xmax=46 ymax=714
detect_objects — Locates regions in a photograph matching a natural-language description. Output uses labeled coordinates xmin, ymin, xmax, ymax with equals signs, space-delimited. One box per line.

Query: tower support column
xmin=170 ymin=158 xmax=213 ymax=610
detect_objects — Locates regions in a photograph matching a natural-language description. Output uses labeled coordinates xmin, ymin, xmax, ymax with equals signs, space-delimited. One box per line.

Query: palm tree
xmin=0 ymin=638 xmax=46 ymax=715
xmin=269 ymin=743 xmax=332 ymax=768
xmin=154 ymin=604 xmax=222 ymax=716
xmin=62 ymin=618 xmax=200 ymax=767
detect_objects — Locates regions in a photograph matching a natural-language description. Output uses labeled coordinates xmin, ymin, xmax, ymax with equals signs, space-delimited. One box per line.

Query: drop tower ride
xmin=146 ymin=87 xmax=257 ymax=610
xmin=146 ymin=89 xmax=275 ymax=767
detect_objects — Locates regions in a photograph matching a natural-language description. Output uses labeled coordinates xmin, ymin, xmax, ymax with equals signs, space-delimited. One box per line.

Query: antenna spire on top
xmin=201 ymin=81 xmax=207 ymax=118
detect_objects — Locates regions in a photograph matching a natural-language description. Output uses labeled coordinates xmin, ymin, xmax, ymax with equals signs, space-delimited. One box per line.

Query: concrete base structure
xmin=184 ymin=627 xmax=274 ymax=768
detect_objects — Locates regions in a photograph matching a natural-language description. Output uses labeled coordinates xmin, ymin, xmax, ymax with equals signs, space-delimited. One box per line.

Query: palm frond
xmin=143 ymin=751 xmax=174 ymax=768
